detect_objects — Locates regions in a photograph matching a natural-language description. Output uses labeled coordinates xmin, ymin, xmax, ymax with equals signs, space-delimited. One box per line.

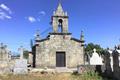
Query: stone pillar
xmin=5 ymin=45 xmax=10 ymax=60
xmin=28 ymin=52 xmax=33 ymax=66
xmin=80 ymin=31 xmax=85 ymax=64
xmin=112 ymin=49 xmax=120 ymax=80
xmin=0 ymin=43 xmax=11 ymax=74
xmin=104 ymin=49 xmax=112 ymax=76
xmin=19 ymin=46 xmax=24 ymax=59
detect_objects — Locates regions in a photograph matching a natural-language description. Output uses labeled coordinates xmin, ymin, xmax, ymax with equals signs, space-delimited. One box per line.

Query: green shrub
xmin=72 ymin=71 xmax=102 ymax=80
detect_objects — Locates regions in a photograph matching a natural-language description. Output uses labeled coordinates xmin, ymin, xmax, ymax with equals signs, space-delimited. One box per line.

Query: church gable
xmin=32 ymin=2 xmax=85 ymax=68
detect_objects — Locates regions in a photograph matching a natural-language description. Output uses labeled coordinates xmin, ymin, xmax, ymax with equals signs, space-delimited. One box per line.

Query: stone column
xmin=112 ymin=49 xmax=120 ymax=80
xmin=18 ymin=46 xmax=24 ymax=59
xmin=4 ymin=45 xmax=9 ymax=60
xmin=28 ymin=52 xmax=33 ymax=65
xmin=104 ymin=49 xmax=112 ymax=76
xmin=80 ymin=31 xmax=85 ymax=64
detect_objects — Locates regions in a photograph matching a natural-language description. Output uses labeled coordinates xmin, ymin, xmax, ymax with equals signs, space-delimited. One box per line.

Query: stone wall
xmin=0 ymin=60 xmax=11 ymax=74
xmin=35 ymin=34 xmax=84 ymax=68
xmin=77 ymin=65 xmax=96 ymax=74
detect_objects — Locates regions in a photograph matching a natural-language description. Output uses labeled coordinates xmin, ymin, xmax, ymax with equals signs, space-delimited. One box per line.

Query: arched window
xmin=58 ymin=19 xmax=63 ymax=33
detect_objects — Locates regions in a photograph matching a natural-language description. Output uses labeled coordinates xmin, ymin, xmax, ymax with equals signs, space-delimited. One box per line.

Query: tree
xmin=84 ymin=43 xmax=105 ymax=62
xmin=23 ymin=50 xmax=29 ymax=59
xmin=85 ymin=43 xmax=104 ymax=54
xmin=30 ymin=39 xmax=33 ymax=48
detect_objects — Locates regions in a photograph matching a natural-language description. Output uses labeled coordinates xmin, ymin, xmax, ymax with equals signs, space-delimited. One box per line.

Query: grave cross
xmin=93 ymin=48 xmax=96 ymax=53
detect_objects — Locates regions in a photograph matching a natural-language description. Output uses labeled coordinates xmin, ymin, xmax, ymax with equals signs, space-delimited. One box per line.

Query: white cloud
xmin=0 ymin=4 xmax=12 ymax=20
xmin=26 ymin=16 xmax=41 ymax=23
xmin=0 ymin=12 xmax=12 ymax=20
xmin=27 ymin=16 xmax=36 ymax=23
xmin=5 ymin=15 xmax=12 ymax=19
xmin=26 ymin=11 xmax=46 ymax=23
xmin=39 ymin=11 xmax=46 ymax=16
xmin=0 ymin=4 xmax=12 ymax=14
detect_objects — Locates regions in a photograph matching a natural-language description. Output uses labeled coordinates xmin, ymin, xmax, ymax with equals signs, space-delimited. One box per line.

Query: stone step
xmin=55 ymin=67 xmax=77 ymax=73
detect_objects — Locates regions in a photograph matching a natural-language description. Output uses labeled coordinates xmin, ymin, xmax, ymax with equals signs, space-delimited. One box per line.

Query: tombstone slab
xmin=14 ymin=59 xmax=28 ymax=74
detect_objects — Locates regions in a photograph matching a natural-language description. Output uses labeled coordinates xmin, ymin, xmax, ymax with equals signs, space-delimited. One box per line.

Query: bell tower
xmin=52 ymin=3 xmax=68 ymax=33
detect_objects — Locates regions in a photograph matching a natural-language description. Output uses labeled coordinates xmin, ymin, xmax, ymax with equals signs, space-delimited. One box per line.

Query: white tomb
xmin=14 ymin=59 xmax=28 ymax=74
xmin=90 ymin=48 xmax=103 ymax=65
xmin=14 ymin=46 xmax=28 ymax=74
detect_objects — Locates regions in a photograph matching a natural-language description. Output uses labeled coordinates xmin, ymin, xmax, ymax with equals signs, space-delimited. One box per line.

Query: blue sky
xmin=0 ymin=0 xmax=120 ymax=52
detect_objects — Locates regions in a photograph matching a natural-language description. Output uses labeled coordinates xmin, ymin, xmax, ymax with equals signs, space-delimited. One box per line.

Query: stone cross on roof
xmin=35 ymin=30 xmax=40 ymax=41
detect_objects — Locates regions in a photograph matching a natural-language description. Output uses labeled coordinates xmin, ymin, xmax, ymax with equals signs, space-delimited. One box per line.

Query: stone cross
xmin=18 ymin=46 xmax=24 ymax=59
xmin=93 ymin=48 xmax=96 ymax=53
xmin=35 ymin=30 xmax=40 ymax=40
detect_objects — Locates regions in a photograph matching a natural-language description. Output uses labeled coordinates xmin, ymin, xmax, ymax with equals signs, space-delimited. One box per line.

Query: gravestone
xmin=14 ymin=59 xmax=28 ymax=74
xmin=108 ymin=50 xmax=113 ymax=71
xmin=13 ymin=46 xmax=28 ymax=74
xmin=116 ymin=49 xmax=120 ymax=67
xmin=90 ymin=49 xmax=103 ymax=73
xmin=112 ymin=49 xmax=120 ymax=80
xmin=0 ymin=61 xmax=10 ymax=74
xmin=104 ymin=49 xmax=112 ymax=77
xmin=90 ymin=49 xmax=103 ymax=65
xmin=0 ymin=43 xmax=11 ymax=74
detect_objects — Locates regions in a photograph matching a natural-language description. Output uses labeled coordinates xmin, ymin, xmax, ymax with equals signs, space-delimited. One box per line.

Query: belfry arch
xmin=52 ymin=3 xmax=68 ymax=33
xmin=58 ymin=19 xmax=63 ymax=33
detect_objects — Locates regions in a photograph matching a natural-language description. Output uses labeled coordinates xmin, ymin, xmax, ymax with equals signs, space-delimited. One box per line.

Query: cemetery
xmin=0 ymin=1 xmax=120 ymax=80
xmin=1 ymin=42 xmax=120 ymax=80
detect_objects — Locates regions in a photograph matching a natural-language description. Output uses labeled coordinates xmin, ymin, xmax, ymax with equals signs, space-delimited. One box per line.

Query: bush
xmin=72 ymin=71 xmax=102 ymax=80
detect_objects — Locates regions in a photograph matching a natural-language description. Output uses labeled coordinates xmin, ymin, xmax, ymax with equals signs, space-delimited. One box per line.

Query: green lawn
xmin=0 ymin=72 xmax=102 ymax=80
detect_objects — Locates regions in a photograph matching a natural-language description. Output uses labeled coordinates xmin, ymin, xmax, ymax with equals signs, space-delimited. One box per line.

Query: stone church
xmin=32 ymin=3 xmax=85 ymax=69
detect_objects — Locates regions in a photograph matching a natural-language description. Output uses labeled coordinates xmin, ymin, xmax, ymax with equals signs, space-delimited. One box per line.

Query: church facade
xmin=32 ymin=3 xmax=85 ymax=68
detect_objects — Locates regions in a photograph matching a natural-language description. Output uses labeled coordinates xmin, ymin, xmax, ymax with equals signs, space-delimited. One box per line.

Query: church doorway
xmin=56 ymin=52 xmax=66 ymax=67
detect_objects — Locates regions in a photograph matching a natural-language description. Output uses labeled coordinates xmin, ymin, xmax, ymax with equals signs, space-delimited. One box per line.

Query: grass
xmin=72 ymin=71 xmax=102 ymax=80
xmin=0 ymin=72 xmax=103 ymax=80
